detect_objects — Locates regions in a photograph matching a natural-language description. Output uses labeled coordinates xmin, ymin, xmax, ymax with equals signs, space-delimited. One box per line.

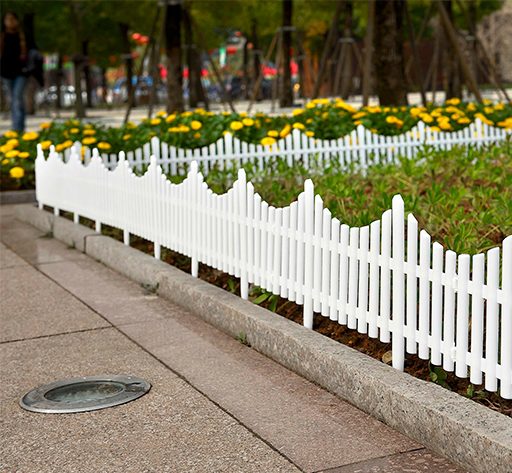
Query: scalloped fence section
xmin=36 ymin=146 xmax=512 ymax=399
xmin=60 ymin=118 xmax=511 ymax=175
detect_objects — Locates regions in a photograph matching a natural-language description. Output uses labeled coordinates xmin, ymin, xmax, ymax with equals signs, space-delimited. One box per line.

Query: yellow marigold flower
xmin=0 ymin=144 xmax=13 ymax=153
xmin=157 ymin=110 xmax=167 ymax=117
xmin=193 ymin=132 xmax=201 ymax=139
xmin=482 ymin=99 xmax=492 ymax=105
xmin=386 ymin=116 xmax=397 ymax=124
xmin=84 ymin=124 xmax=94 ymax=129
xmin=179 ymin=126 xmax=190 ymax=133
xmin=230 ymin=121 xmax=243 ymax=131
xmin=4 ymin=131 xmax=18 ymax=138
xmin=352 ymin=112 xmax=366 ymax=119
xmin=267 ymin=130 xmax=279 ymax=137
xmin=2 ymin=158 xmax=9 ymax=164
xmin=242 ymin=118 xmax=254 ymax=127
xmin=55 ymin=144 xmax=64 ymax=152
xmin=40 ymin=140 xmax=52 ymax=150
xmin=265 ymin=118 xmax=272 ymax=123
xmin=182 ymin=111 xmax=192 ymax=117
xmin=150 ymin=118 xmax=162 ymax=125
xmin=321 ymin=112 xmax=328 ymax=119
xmin=280 ymin=124 xmax=291 ymax=138
xmin=140 ymin=118 xmax=148 ymax=122
xmin=292 ymin=109 xmax=304 ymax=116
xmin=430 ymin=126 xmax=441 ymax=132
xmin=305 ymin=102 xmax=316 ymax=109
xmin=165 ymin=114 xmax=176 ymax=123
xmin=40 ymin=122 xmax=52 ymax=129
xmin=446 ymin=98 xmax=461 ymax=105
xmin=191 ymin=120 xmax=202 ymax=130
xmin=292 ymin=123 xmax=305 ymax=130
xmin=82 ymin=137 xmax=97 ymax=145
xmin=383 ymin=107 xmax=390 ymax=113
xmin=466 ymin=103 xmax=476 ymax=112
xmin=370 ymin=128 xmax=378 ymax=133
xmin=63 ymin=140 xmax=73 ymax=148
xmin=97 ymin=142 xmax=111 ymax=150
xmin=168 ymin=127 xmax=180 ymax=132
xmin=126 ymin=121 xmax=136 ymax=129
xmin=70 ymin=128 xmax=80 ymax=134
xmin=222 ymin=130 xmax=230 ymax=136
xmin=421 ymin=115 xmax=434 ymax=123
xmin=7 ymin=139 xmax=19 ymax=147
xmin=239 ymin=112 xmax=247 ymax=118
xmin=395 ymin=119 xmax=404 ymax=128
xmin=494 ymin=103 xmax=504 ymax=111
xmin=148 ymin=132 xmax=156 ymax=138
xmin=484 ymin=106 xmax=494 ymax=115
xmin=9 ymin=166 xmax=24 ymax=178
xmin=305 ymin=131 xmax=314 ymax=137
xmin=458 ymin=117 xmax=471 ymax=124
xmin=123 ymin=134 xmax=132 ymax=140
xmin=222 ymin=111 xmax=231 ymax=116
xmin=72 ymin=119 xmax=79 ymax=125
xmin=194 ymin=108 xmax=205 ymax=114
xmin=22 ymin=132 xmax=39 ymax=141
xmin=439 ymin=121 xmax=452 ymax=130
xmin=5 ymin=150 xmax=19 ymax=158
xmin=261 ymin=137 xmax=276 ymax=146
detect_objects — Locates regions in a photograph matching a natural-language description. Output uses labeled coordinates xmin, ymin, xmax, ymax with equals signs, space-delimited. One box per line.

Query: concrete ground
xmin=1 ymin=88 xmax=510 ymax=134
xmin=0 ymin=204 xmax=467 ymax=473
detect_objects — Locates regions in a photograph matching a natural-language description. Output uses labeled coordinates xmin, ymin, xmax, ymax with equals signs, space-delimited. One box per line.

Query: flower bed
xmin=2 ymin=98 xmax=512 ymax=191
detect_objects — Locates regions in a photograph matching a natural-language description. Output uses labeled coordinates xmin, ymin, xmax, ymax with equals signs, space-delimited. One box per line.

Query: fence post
xmin=190 ymin=161 xmax=199 ymax=277
xmin=303 ymin=179 xmax=315 ymax=329
xmin=392 ymin=196 xmax=405 ymax=371
xmin=501 ymin=236 xmax=512 ymax=398
xmin=238 ymin=169 xmax=249 ymax=299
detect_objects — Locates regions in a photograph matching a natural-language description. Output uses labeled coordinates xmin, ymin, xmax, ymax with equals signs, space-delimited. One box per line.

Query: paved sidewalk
xmin=0 ymin=205 xmax=467 ymax=473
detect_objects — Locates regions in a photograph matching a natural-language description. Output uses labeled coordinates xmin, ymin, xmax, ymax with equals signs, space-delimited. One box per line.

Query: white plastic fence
xmin=36 ymin=146 xmax=512 ymax=399
xmin=61 ymin=118 xmax=511 ymax=175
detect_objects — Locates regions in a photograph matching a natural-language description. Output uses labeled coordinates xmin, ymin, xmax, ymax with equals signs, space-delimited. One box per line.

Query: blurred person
xmin=1 ymin=11 xmax=29 ymax=132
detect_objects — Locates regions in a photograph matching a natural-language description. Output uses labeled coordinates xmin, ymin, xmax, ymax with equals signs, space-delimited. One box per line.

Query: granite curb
xmin=14 ymin=203 xmax=512 ymax=473
xmin=0 ymin=190 xmax=36 ymax=205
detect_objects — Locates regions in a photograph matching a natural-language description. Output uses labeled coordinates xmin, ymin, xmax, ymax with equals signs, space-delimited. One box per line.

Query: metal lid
xmin=20 ymin=375 xmax=151 ymax=414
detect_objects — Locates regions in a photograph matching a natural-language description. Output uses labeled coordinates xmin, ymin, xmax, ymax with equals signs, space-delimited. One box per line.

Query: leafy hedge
xmin=1 ymin=98 xmax=512 ymax=191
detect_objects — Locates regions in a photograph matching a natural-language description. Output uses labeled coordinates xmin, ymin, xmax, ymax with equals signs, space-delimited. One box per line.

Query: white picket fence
xmin=36 ymin=146 xmax=512 ymax=399
xmin=60 ymin=118 xmax=511 ymax=175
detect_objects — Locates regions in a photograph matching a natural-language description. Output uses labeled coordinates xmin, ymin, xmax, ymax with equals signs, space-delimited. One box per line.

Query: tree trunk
xmin=25 ymin=77 xmax=37 ymax=115
xmin=67 ymin=1 xmax=86 ymax=118
xmin=183 ymin=10 xmax=199 ymax=108
xmin=251 ymin=18 xmax=263 ymax=101
xmin=119 ymin=23 xmax=134 ymax=107
xmin=82 ymin=40 xmax=93 ymax=108
xmin=441 ymin=0 xmax=461 ymax=99
xmin=373 ymin=0 xmax=408 ymax=105
xmin=340 ymin=1 xmax=353 ymax=99
xmin=297 ymin=30 xmax=305 ymax=98
xmin=242 ymin=39 xmax=250 ymax=100
xmin=279 ymin=0 xmax=294 ymax=108
xmin=56 ymin=52 xmax=63 ymax=110
xmin=468 ymin=0 xmax=479 ymax=84
xmin=166 ymin=3 xmax=184 ymax=113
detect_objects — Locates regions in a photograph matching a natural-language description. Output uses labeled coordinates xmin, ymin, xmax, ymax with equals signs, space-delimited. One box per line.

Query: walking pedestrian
xmin=1 ymin=11 xmax=29 ymax=132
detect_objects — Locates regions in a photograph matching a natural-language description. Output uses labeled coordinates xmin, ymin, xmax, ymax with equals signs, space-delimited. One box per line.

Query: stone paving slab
xmin=0 ymin=241 xmax=29 ymax=269
xmin=319 ymin=449 xmax=466 ymax=473
xmin=0 ymin=329 xmax=300 ymax=473
xmin=0 ymin=215 xmax=89 ymax=265
xmin=39 ymin=258 xmax=183 ymax=326
xmin=0 ymin=263 xmax=109 ymax=343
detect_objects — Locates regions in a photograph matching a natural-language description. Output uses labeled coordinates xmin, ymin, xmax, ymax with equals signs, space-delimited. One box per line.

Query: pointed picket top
xmin=118 ymin=151 xmax=126 ymax=163
xmin=237 ymin=167 xmax=246 ymax=184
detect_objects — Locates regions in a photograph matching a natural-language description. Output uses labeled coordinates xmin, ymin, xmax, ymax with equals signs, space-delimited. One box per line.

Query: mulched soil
xmin=54 ymin=209 xmax=512 ymax=417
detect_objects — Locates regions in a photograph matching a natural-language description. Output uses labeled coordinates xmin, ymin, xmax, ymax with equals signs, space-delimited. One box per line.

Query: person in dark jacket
xmin=1 ymin=11 xmax=29 ymax=132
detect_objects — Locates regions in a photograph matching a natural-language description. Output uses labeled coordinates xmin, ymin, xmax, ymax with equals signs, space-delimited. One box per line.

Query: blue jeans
xmin=4 ymin=76 xmax=29 ymax=132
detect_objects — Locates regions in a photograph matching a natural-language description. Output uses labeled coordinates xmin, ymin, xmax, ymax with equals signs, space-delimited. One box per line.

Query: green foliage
xmin=428 ymin=363 xmax=451 ymax=390
xmin=250 ymin=286 xmax=279 ymax=312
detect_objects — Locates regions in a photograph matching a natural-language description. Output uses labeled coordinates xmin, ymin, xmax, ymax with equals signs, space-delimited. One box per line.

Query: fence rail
xmin=36 ymin=145 xmax=512 ymax=398
xmin=60 ymin=118 xmax=511 ymax=175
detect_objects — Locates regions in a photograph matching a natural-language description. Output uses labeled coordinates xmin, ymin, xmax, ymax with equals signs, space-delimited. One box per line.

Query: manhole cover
xmin=20 ymin=375 xmax=151 ymax=414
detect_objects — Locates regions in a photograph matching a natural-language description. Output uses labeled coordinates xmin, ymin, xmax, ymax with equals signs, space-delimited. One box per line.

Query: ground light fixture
xmin=19 ymin=375 xmax=151 ymax=414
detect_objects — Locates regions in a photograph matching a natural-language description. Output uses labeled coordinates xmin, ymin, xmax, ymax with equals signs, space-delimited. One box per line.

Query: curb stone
xmin=13 ymin=203 xmax=512 ymax=473
xmin=0 ymin=190 xmax=36 ymax=205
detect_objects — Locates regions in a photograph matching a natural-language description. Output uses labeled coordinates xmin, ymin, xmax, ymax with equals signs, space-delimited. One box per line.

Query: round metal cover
xmin=20 ymin=375 xmax=151 ymax=414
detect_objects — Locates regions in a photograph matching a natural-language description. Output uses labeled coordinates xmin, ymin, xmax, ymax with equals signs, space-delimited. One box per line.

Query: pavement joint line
xmin=2 ymin=230 xmax=306 ymax=473
xmin=0 ymin=326 xmax=114 ymax=346
xmin=13 ymin=205 xmax=512 ymax=473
